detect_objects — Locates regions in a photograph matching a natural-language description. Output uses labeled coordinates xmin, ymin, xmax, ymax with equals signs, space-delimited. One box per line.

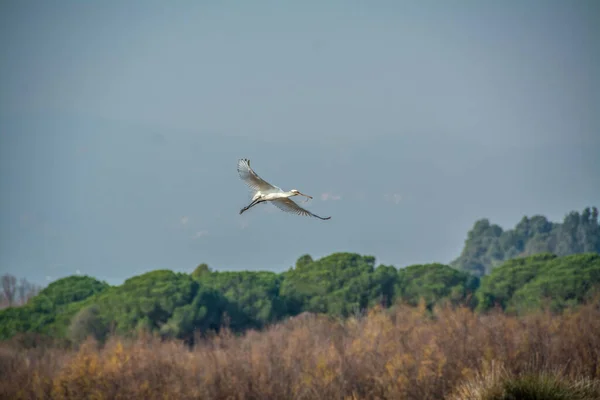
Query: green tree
xmin=68 ymin=304 xmax=109 ymax=345
xmin=295 ymin=254 xmax=313 ymax=269
xmin=0 ymin=275 xmax=109 ymax=340
xmin=193 ymin=270 xmax=286 ymax=330
xmin=191 ymin=263 xmax=212 ymax=279
xmin=476 ymin=253 xmax=600 ymax=314
xmin=92 ymin=270 xmax=204 ymax=338
xmin=280 ymin=252 xmax=386 ymax=317
xmin=371 ymin=264 xmax=399 ymax=307
xmin=452 ymin=207 xmax=599 ymax=277
xmin=396 ymin=263 xmax=479 ymax=309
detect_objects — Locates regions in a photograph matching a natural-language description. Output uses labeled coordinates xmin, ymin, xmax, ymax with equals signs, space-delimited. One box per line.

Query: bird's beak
xmin=299 ymin=192 xmax=312 ymax=202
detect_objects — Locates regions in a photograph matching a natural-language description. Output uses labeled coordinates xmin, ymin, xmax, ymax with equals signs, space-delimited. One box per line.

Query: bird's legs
xmin=240 ymin=198 xmax=264 ymax=214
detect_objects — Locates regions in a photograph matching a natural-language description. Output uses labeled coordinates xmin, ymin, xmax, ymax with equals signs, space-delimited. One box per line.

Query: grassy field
xmin=1 ymin=301 xmax=599 ymax=400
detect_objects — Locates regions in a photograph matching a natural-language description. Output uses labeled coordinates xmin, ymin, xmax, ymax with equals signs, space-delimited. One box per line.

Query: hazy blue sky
xmin=1 ymin=1 xmax=598 ymax=286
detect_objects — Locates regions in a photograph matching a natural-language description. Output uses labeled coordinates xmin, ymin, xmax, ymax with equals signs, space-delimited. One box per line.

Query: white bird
xmin=237 ymin=158 xmax=331 ymax=220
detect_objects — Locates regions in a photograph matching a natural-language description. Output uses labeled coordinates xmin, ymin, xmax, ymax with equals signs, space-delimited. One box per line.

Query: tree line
xmin=451 ymin=206 xmax=600 ymax=276
xmin=1 ymin=206 xmax=598 ymax=346
xmin=1 ymin=251 xmax=599 ymax=346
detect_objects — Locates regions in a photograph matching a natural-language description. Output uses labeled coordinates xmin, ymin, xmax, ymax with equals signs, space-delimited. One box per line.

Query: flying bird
xmin=237 ymin=158 xmax=331 ymax=220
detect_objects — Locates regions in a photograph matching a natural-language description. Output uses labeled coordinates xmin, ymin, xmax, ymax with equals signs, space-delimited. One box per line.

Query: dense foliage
xmin=89 ymin=270 xmax=233 ymax=343
xmin=192 ymin=267 xmax=287 ymax=330
xmin=475 ymin=253 xmax=600 ymax=314
xmin=451 ymin=206 xmax=600 ymax=276
xmin=1 ymin=207 xmax=598 ymax=344
xmin=1 ymin=252 xmax=598 ymax=344
xmin=280 ymin=253 xmax=394 ymax=317
xmin=0 ymin=276 xmax=109 ymax=340
xmin=395 ymin=263 xmax=479 ymax=309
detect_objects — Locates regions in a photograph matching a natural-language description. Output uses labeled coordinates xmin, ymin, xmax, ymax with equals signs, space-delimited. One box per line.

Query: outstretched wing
xmin=237 ymin=159 xmax=281 ymax=193
xmin=271 ymin=198 xmax=331 ymax=220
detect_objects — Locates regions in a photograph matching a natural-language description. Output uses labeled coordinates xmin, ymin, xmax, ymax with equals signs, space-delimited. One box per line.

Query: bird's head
xmin=291 ymin=189 xmax=312 ymax=200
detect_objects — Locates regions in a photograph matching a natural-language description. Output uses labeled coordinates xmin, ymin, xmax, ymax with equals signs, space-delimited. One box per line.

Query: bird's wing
xmin=271 ymin=198 xmax=331 ymax=220
xmin=237 ymin=159 xmax=281 ymax=193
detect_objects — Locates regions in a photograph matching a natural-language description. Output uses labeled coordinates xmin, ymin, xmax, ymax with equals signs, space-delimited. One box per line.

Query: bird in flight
xmin=237 ymin=158 xmax=331 ymax=220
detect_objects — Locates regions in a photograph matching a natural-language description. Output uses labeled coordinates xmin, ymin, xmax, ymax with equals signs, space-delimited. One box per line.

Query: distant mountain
xmin=451 ymin=206 xmax=600 ymax=276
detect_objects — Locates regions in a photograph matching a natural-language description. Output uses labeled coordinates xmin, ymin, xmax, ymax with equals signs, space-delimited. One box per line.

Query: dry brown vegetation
xmin=1 ymin=301 xmax=599 ymax=400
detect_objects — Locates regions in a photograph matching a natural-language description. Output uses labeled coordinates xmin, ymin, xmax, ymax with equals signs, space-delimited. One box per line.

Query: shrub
xmin=450 ymin=362 xmax=600 ymax=400
xmin=1 ymin=301 xmax=599 ymax=399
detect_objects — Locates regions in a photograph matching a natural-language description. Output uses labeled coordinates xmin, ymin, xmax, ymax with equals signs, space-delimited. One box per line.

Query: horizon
xmin=1 ymin=1 xmax=599 ymax=287
xmin=3 ymin=206 xmax=597 ymax=289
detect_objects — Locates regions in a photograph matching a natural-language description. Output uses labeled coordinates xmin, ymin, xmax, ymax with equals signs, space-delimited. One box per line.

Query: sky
xmin=1 ymin=0 xmax=599 ymax=287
